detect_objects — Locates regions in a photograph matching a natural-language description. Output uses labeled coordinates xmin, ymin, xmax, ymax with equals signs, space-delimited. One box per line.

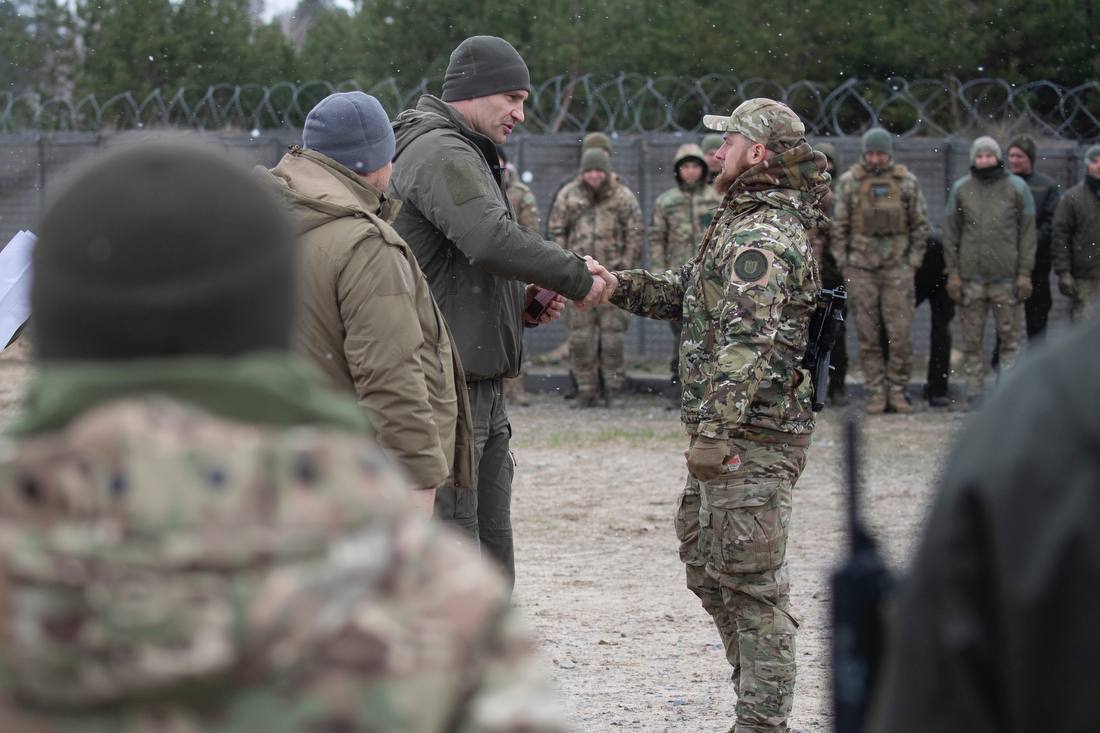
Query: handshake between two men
xmin=523 ymin=256 xmax=620 ymax=325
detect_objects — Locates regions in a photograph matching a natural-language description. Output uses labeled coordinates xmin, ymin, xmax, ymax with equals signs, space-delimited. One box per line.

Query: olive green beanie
xmin=1007 ymin=135 xmax=1037 ymax=164
xmin=33 ymin=140 xmax=297 ymax=361
xmin=862 ymin=128 xmax=893 ymax=155
xmin=701 ymin=133 xmax=724 ymax=156
xmin=580 ymin=148 xmax=611 ymax=173
xmin=582 ymin=132 xmax=612 ymax=155
xmin=441 ymin=35 xmax=532 ymax=103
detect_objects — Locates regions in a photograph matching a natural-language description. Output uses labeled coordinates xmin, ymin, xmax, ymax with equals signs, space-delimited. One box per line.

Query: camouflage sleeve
xmin=942 ymin=180 xmax=964 ymax=277
xmin=546 ymin=191 xmax=571 ymax=250
xmin=829 ymin=176 xmax=851 ymax=265
xmin=610 ymin=265 xmax=688 ymax=321
xmin=650 ymin=198 xmax=670 ymax=271
xmin=1051 ymin=194 xmax=1075 ymax=276
xmin=695 ymin=231 xmax=803 ymax=438
xmin=1013 ymin=177 xmax=1037 ymax=278
xmin=618 ymin=191 xmax=643 ymax=270
xmin=517 ymin=189 xmax=541 ymax=232
xmin=905 ymin=177 xmax=930 ymax=267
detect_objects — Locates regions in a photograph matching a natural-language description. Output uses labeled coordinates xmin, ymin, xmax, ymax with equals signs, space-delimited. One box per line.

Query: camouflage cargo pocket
xmin=674 ymin=490 xmax=705 ymax=566
xmin=706 ymin=479 xmax=784 ymax=576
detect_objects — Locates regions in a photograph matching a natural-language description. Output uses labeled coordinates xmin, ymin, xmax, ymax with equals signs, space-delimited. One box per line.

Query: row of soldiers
xmin=503 ymin=126 xmax=1100 ymax=413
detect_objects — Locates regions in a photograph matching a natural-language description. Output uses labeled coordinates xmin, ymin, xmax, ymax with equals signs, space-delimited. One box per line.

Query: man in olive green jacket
xmin=259 ymin=92 xmax=473 ymax=513
xmin=391 ymin=36 xmax=608 ymax=584
xmin=1052 ymin=144 xmax=1100 ymax=321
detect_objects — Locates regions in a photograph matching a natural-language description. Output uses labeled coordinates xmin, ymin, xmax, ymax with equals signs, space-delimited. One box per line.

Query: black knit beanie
xmin=441 ymin=36 xmax=532 ymax=102
xmin=1007 ymin=135 xmax=1037 ymax=164
xmin=32 ymin=140 xmax=297 ymax=361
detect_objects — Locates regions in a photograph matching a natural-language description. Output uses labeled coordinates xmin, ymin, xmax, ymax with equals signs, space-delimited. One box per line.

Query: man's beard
xmin=715 ymin=168 xmax=738 ymax=195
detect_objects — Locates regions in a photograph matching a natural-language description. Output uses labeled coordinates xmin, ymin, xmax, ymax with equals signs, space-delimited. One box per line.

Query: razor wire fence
xmin=4 ymin=75 xmax=1100 ymax=139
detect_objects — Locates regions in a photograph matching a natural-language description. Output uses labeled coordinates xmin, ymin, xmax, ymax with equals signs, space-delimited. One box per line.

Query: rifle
xmin=803 ymin=286 xmax=847 ymax=411
xmin=832 ymin=417 xmax=894 ymax=733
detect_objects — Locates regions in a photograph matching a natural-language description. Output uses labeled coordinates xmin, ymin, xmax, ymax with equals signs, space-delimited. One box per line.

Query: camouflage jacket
xmin=504 ymin=166 xmax=541 ymax=232
xmin=831 ymin=162 xmax=930 ymax=271
xmin=548 ymin=177 xmax=642 ymax=271
xmin=0 ymin=398 xmax=564 ymax=733
xmin=611 ymin=144 xmax=828 ymax=438
xmin=650 ymin=181 xmax=720 ymax=271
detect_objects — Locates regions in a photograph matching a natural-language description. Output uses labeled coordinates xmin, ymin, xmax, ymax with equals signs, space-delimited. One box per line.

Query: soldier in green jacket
xmin=0 ymin=140 xmax=565 ymax=733
xmin=651 ymin=142 xmax=720 ymax=399
xmin=1052 ymin=144 xmax=1100 ymax=321
xmin=390 ymin=35 xmax=609 ymax=584
xmin=943 ymin=136 xmax=1036 ymax=406
xmin=604 ymin=99 xmax=829 ymax=733
xmin=832 ymin=128 xmax=930 ymax=414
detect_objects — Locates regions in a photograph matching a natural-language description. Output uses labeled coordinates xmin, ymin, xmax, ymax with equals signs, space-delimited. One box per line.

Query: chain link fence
xmin=4 ymin=76 xmax=1100 ymax=139
xmin=1 ymin=130 xmax=1090 ymax=372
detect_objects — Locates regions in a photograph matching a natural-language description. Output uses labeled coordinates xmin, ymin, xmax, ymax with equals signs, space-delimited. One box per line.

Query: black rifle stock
xmin=803 ymin=286 xmax=847 ymax=411
xmin=832 ymin=417 xmax=894 ymax=733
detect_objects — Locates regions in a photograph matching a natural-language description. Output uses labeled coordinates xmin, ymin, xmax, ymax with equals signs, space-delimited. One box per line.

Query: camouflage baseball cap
xmin=703 ymin=98 xmax=806 ymax=151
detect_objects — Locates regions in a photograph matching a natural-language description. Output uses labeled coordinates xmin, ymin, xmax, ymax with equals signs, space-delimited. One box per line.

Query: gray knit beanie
xmin=1085 ymin=144 xmax=1100 ymax=163
xmin=303 ymin=92 xmax=395 ymax=174
xmin=970 ymin=136 xmax=1002 ymax=163
xmin=862 ymin=128 xmax=893 ymax=155
xmin=441 ymin=36 xmax=532 ymax=103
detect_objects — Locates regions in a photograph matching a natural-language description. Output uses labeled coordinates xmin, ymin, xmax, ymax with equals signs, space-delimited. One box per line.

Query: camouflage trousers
xmin=958 ymin=280 xmax=1021 ymax=397
xmin=675 ymin=436 xmax=805 ymax=733
xmin=844 ymin=266 xmax=914 ymax=398
xmin=1071 ymin=278 xmax=1100 ymax=322
xmin=567 ymin=303 xmax=629 ymax=396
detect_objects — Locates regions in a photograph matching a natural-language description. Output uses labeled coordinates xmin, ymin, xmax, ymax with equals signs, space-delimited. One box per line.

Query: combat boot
xmin=864 ymin=392 xmax=887 ymax=415
xmin=888 ymin=388 xmax=913 ymax=414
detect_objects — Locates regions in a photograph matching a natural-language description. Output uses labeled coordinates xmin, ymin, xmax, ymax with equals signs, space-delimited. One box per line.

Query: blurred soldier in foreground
xmin=391 ymin=35 xmax=609 ymax=583
xmin=832 ymin=128 xmax=930 ymax=414
xmin=605 ymin=99 xmax=828 ymax=733
xmin=0 ymin=141 xmax=563 ymax=733
xmin=943 ymin=137 xmax=1036 ymax=407
xmin=702 ymin=133 xmax=724 ymax=184
xmin=868 ymin=316 xmax=1100 ymax=733
xmin=810 ymin=141 xmax=849 ymax=406
xmin=549 ymin=148 xmax=642 ymax=406
xmin=259 ymin=91 xmax=472 ymax=516
xmin=1004 ymin=135 xmax=1061 ymax=339
xmin=651 ymin=143 xmax=720 ymax=403
xmin=498 ymin=144 xmax=541 ymax=406
xmin=1052 ymin=144 xmax=1100 ymax=321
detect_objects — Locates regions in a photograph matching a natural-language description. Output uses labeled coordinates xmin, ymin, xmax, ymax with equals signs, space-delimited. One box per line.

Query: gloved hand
xmin=1058 ymin=272 xmax=1077 ymax=298
xmin=686 ymin=435 xmax=729 ymax=482
xmin=908 ymin=251 xmax=924 ymax=270
xmin=945 ymin=274 xmax=963 ymax=303
xmin=1016 ymin=275 xmax=1033 ymax=301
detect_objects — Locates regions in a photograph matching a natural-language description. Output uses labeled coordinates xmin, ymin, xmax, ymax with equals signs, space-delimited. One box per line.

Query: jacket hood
xmin=393 ymin=94 xmax=501 ymax=181
xmin=725 ymin=143 xmax=832 ymax=229
xmin=256 ymin=147 xmax=397 ymax=235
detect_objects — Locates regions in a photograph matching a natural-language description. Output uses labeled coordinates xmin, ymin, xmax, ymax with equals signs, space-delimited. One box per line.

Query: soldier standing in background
xmin=549 ymin=147 xmax=643 ymax=407
xmin=651 ymin=142 xmax=720 ymax=404
xmin=943 ymin=136 xmax=1036 ymax=408
xmin=810 ymin=141 xmax=849 ymax=406
xmin=498 ymin=144 xmax=540 ymax=407
xmin=832 ymin=128 xmax=930 ymax=414
xmin=605 ymin=99 xmax=828 ymax=733
xmin=0 ymin=140 xmax=564 ymax=733
xmin=546 ymin=131 xmax=616 ymax=228
xmin=913 ymin=232 xmax=956 ymax=407
xmin=1052 ymin=144 xmax=1100 ymax=321
xmin=702 ymin=132 xmax=724 ymax=184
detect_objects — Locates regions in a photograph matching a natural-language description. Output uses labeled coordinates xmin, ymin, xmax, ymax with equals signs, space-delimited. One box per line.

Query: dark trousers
xmin=433 ymin=378 xmax=515 ymax=588
xmin=914 ymin=260 xmax=955 ymax=399
xmin=820 ymin=252 xmax=848 ymax=394
xmin=669 ymin=320 xmax=682 ymax=383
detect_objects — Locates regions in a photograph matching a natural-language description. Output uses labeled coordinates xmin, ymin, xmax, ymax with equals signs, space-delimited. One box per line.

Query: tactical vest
xmin=851 ymin=164 xmax=909 ymax=237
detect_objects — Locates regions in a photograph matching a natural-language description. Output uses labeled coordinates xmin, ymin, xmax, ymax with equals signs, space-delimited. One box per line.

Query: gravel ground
xmin=509 ymin=390 xmax=966 ymax=732
xmin=0 ymin=343 xmax=965 ymax=732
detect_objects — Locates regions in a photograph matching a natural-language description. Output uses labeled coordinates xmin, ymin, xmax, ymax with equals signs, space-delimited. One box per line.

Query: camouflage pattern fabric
xmin=1072 ymin=278 xmax=1100 ymax=321
xmin=547 ymin=177 xmax=642 ymax=272
xmin=613 ymin=136 xmax=826 ymax=733
xmin=0 ymin=398 xmax=564 ymax=733
xmin=611 ymin=143 xmax=827 ymax=438
xmin=958 ymin=280 xmax=1022 ymax=398
xmin=504 ymin=167 xmax=540 ymax=233
xmin=844 ymin=266 xmax=916 ymax=400
xmin=566 ymin=303 xmax=629 ymax=396
xmin=651 ymin=182 xmax=720 ymax=271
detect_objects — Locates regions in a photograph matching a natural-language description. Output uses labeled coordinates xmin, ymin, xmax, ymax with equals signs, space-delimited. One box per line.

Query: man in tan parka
xmin=258 ymin=92 xmax=473 ymax=514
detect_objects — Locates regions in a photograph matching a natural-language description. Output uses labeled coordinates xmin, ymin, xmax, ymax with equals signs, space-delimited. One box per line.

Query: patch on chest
xmin=731 ymin=247 xmax=772 ymax=285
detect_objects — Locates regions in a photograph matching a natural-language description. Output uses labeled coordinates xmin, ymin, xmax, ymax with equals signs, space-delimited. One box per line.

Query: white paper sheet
xmin=0 ymin=230 xmax=36 ymax=350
